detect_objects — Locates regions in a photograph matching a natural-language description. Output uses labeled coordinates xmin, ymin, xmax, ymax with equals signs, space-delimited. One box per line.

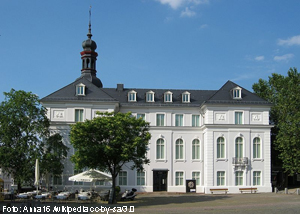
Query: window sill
xmin=174 ymin=159 xmax=186 ymax=163
xmin=252 ymin=158 xmax=264 ymax=162
xmin=155 ymin=159 xmax=167 ymax=163
xmin=216 ymin=159 xmax=228 ymax=162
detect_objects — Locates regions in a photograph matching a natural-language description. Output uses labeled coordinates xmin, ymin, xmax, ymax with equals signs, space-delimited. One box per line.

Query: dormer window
xmin=146 ymin=91 xmax=155 ymax=102
xmin=182 ymin=91 xmax=190 ymax=103
xmin=233 ymin=87 xmax=242 ymax=99
xmin=164 ymin=91 xmax=173 ymax=102
xmin=76 ymin=83 xmax=85 ymax=96
xmin=128 ymin=90 xmax=137 ymax=102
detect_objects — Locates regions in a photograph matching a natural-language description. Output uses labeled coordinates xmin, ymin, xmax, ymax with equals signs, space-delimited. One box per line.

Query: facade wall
xmin=43 ymin=102 xmax=272 ymax=194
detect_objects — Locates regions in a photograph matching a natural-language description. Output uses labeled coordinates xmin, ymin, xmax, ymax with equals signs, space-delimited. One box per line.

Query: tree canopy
xmin=252 ymin=68 xmax=300 ymax=175
xmin=70 ymin=111 xmax=151 ymax=204
xmin=0 ymin=89 xmax=68 ymax=191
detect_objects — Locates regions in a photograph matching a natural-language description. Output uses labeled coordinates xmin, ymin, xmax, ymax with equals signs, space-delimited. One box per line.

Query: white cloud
xmin=181 ymin=7 xmax=196 ymax=17
xmin=273 ymin=54 xmax=294 ymax=62
xmin=255 ymin=56 xmax=264 ymax=61
xmin=278 ymin=35 xmax=300 ymax=46
xmin=156 ymin=0 xmax=209 ymax=10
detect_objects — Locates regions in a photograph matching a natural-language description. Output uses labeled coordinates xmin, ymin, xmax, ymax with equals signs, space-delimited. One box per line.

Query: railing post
xmin=285 ymin=188 xmax=288 ymax=194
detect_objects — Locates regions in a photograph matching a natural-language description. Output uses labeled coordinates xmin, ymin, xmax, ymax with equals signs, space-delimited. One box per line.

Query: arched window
xmin=253 ymin=137 xmax=261 ymax=158
xmin=156 ymin=138 xmax=165 ymax=159
xmin=176 ymin=139 xmax=184 ymax=160
xmin=192 ymin=139 xmax=200 ymax=160
xmin=235 ymin=137 xmax=243 ymax=158
xmin=217 ymin=137 xmax=225 ymax=158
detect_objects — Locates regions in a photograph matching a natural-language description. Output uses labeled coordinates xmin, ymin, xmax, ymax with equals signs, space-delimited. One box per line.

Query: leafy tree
xmin=40 ymin=133 xmax=69 ymax=190
xmin=70 ymin=112 xmax=151 ymax=204
xmin=253 ymin=68 xmax=300 ymax=175
xmin=0 ymin=89 xmax=67 ymax=192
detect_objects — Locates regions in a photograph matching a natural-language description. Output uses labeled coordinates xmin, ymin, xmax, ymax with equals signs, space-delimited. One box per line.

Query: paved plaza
xmin=1 ymin=192 xmax=299 ymax=214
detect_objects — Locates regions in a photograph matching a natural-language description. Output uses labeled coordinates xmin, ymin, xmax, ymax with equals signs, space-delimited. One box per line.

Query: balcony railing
xmin=232 ymin=157 xmax=248 ymax=165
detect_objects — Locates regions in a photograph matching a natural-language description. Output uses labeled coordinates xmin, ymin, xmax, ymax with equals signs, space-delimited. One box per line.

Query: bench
xmin=210 ymin=188 xmax=228 ymax=194
xmin=239 ymin=188 xmax=257 ymax=193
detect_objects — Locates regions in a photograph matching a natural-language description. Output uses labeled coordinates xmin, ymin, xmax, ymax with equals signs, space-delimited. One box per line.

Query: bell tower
xmin=79 ymin=7 xmax=103 ymax=88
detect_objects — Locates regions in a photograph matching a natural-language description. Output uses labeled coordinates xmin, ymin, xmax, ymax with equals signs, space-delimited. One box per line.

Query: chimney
xmin=117 ymin=84 xmax=124 ymax=91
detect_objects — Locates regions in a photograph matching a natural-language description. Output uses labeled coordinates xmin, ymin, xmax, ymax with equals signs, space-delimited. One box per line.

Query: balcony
xmin=232 ymin=157 xmax=248 ymax=166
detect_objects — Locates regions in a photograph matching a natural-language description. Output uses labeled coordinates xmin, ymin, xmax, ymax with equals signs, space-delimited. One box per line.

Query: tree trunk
xmin=108 ymin=175 xmax=116 ymax=204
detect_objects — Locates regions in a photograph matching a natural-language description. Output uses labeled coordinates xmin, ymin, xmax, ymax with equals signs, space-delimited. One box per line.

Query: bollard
xmin=275 ymin=187 xmax=278 ymax=193
xmin=285 ymin=188 xmax=288 ymax=194
xmin=297 ymin=188 xmax=300 ymax=195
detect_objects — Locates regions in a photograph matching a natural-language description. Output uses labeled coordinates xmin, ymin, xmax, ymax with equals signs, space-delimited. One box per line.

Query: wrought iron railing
xmin=232 ymin=157 xmax=248 ymax=165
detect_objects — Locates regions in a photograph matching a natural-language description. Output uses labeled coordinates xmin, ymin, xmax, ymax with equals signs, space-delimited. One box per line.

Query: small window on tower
xmin=76 ymin=83 xmax=86 ymax=96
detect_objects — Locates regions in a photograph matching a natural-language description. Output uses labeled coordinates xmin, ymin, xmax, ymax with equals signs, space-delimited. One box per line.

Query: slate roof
xmin=41 ymin=77 xmax=271 ymax=107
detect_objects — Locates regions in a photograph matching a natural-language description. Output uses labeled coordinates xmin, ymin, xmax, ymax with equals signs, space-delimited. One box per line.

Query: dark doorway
xmin=153 ymin=170 xmax=168 ymax=191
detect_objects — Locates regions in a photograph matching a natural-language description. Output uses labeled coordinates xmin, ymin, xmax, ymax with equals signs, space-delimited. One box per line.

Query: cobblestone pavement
xmin=1 ymin=192 xmax=299 ymax=214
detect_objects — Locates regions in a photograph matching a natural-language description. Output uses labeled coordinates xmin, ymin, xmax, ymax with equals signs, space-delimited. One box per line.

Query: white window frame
xmin=233 ymin=86 xmax=242 ymax=99
xmin=192 ymin=171 xmax=200 ymax=186
xmin=75 ymin=109 xmax=84 ymax=122
xmin=119 ymin=171 xmax=127 ymax=186
xmin=164 ymin=91 xmax=173 ymax=103
xmin=253 ymin=137 xmax=261 ymax=159
xmin=192 ymin=139 xmax=200 ymax=160
xmin=175 ymin=114 xmax=183 ymax=126
xmin=76 ymin=83 xmax=85 ymax=96
xmin=156 ymin=114 xmax=165 ymax=126
xmin=192 ymin=115 xmax=200 ymax=127
xmin=235 ymin=137 xmax=244 ymax=158
xmin=175 ymin=139 xmax=184 ymax=160
xmin=217 ymin=137 xmax=226 ymax=159
xmin=136 ymin=171 xmax=146 ymax=186
xmin=146 ymin=90 xmax=155 ymax=102
xmin=182 ymin=91 xmax=190 ymax=103
xmin=235 ymin=171 xmax=244 ymax=186
xmin=128 ymin=90 xmax=137 ymax=102
xmin=156 ymin=138 xmax=165 ymax=160
xmin=235 ymin=111 xmax=243 ymax=124
xmin=175 ymin=171 xmax=184 ymax=186
xmin=217 ymin=171 xmax=225 ymax=186
xmin=253 ymin=171 xmax=261 ymax=186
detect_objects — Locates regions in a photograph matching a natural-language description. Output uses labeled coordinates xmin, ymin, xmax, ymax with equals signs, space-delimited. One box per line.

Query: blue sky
xmin=1 ymin=0 xmax=300 ymax=101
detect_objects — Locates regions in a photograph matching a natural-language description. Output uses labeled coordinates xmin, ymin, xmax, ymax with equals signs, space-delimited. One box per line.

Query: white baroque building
xmin=41 ymin=24 xmax=273 ymax=194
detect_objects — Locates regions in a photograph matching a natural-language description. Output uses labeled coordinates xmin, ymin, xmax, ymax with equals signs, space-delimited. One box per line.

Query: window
xmin=233 ymin=87 xmax=242 ymax=99
xmin=164 ymin=91 xmax=173 ymax=102
xmin=253 ymin=171 xmax=261 ymax=186
xmin=192 ymin=139 xmax=200 ymax=160
xmin=235 ymin=171 xmax=244 ymax=186
xmin=119 ymin=171 xmax=127 ymax=186
xmin=146 ymin=91 xmax=155 ymax=102
xmin=137 ymin=171 xmax=145 ymax=185
xmin=192 ymin=172 xmax=200 ymax=185
xmin=76 ymin=83 xmax=85 ymax=96
xmin=137 ymin=114 xmax=145 ymax=120
xmin=217 ymin=171 xmax=225 ymax=186
xmin=253 ymin=137 xmax=261 ymax=159
xmin=175 ymin=172 xmax=184 ymax=186
xmin=156 ymin=114 xmax=165 ymax=126
xmin=235 ymin=137 xmax=243 ymax=158
xmin=217 ymin=137 xmax=225 ymax=159
xmin=175 ymin=139 xmax=184 ymax=160
xmin=192 ymin=115 xmax=200 ymax=127
xmin=53 ymin=175 xmax=62 ymax=185
xmin=75 ymin=109 xmax=84 ymax=122
xmin=128 ymin=90 xmax=137 ymax=102
xmin=182 ymin=91 xmax=190 ymax=103
xmin=156 ymin=138 xmax=165 ymax=160
xmin=235 ymin=112 xmax=243 ymax=124
xmin=175 ymin=114 xmax=183 ymax=126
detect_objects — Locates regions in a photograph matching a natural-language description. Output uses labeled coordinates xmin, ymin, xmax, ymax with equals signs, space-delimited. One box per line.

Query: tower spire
xmin=87 ymin=6 xmax=92 ymax=39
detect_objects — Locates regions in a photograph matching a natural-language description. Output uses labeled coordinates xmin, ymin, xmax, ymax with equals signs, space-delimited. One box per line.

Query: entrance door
xmin=153 ymin=170 xmax=168 ymax=191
